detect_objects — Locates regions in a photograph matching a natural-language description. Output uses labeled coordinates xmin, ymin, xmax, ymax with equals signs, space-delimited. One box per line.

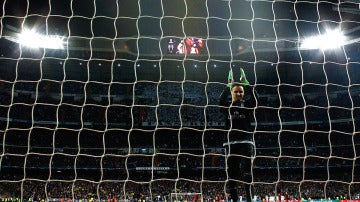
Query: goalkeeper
xmin=219 ymin=68 xmax=257 ymax=202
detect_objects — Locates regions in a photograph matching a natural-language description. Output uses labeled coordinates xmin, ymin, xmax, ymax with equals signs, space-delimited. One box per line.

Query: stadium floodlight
xmin=16 ymin=28 xmax=65 ymax=49
xmin=300 ymin=29 xmax=346 ymax=51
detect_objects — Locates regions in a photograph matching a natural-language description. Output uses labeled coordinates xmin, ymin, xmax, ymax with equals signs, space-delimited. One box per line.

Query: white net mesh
xmin=170 ymin=192 xmax=202 ymax=202
xmin=0 ymin=0 xmax=360 ymax=201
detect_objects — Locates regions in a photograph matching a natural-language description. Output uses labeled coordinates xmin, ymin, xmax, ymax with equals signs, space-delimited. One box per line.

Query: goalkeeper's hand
xmin=239 ymin=68 xmax=250 ymax=86
xmin=227 ymin=69 xmax=233 ymax=89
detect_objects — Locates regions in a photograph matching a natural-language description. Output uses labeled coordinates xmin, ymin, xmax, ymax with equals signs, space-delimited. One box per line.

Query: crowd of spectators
xmin=1 ymin=175 xmax=360 ymax=201
xmin=1 ymin=81 xmax=359 ymax=130
xmin=0 ymin=72 xmax=360 ymax=201
xmin=0 ymin=172 xmax=360 ymax=201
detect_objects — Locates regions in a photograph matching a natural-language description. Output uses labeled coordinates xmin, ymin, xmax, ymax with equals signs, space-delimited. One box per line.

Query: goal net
xmin=170 ymin=192 xmax=202 ymax=202
xmin=0 ymin=0 xmax=360 ymax=201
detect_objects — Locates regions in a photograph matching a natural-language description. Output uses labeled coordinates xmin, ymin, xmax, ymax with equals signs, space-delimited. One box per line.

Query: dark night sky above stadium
xmin=2 ymin=0 xmax=360 ymax=39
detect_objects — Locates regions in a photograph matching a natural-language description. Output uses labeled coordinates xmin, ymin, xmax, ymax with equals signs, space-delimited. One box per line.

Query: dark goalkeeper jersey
xmin=219 ymin=86 xmax=257 ymax=144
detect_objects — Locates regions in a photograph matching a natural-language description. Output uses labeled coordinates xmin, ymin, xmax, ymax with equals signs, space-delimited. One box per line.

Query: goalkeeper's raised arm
xmin=219 ymin=68 xmax=257 ymax=130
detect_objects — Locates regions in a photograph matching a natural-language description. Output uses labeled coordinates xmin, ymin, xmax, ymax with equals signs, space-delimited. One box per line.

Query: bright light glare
xmin=17 ymin=29 xmax=65 ymax=49
xmin=300 ymin=29 xmax=346 ymax=50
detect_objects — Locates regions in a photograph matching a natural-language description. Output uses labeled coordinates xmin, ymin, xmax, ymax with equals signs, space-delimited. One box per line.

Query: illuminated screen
xmin=166 ymin=37 xmax=204 ymax=55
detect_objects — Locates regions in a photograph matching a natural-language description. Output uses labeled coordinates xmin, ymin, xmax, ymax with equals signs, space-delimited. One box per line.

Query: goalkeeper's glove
xmin=239 ymin=67 xmax=250 ymax=86
xmin=227 ymin=69 xmax=233 ymax=89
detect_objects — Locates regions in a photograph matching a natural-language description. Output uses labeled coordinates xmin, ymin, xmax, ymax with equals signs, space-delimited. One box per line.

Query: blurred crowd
xmin=0 ymin=76 xmax=359 ymax=202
